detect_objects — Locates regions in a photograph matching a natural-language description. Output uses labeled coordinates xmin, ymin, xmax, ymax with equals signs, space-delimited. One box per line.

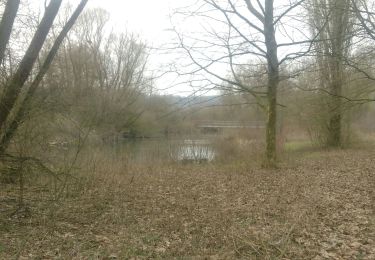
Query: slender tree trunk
xmin=0 ymin=0 xmax=62 ymax=131
xmin=0 ymin=0 xmax=88 ymax=153
xmin=0 ymin=0 xmax=20 ymax=65
xmin=326 ymin=0 xmax=349 ymax=146
xmin=266 ymin=75 xmax=278 ymax=164
xmin=264 ymin=0 xmax=279 ymax=166
xmin=311 ymin=0 xmax=351 ymax=147
xmin=327 ymin=57 xmax=343 ymax=146
xmin=327 ymin=103 xmax=342 ymax=146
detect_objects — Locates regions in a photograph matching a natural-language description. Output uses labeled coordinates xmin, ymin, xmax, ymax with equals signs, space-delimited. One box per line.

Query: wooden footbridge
xmin=197 ymin=121 xmax=265 ymax=131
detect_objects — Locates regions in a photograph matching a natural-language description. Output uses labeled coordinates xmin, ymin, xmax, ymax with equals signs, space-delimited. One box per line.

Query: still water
xmin=111 ymin=138 xmax=215 ymax=163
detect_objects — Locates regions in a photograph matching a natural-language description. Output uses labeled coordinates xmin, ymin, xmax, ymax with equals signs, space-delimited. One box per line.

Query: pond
xmin=111 ymin=138 xmax=216 ymax=163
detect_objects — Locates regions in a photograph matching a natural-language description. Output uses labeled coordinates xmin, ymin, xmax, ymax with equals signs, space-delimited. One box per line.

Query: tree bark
xmin=0 ymin=0 xmax=20 ymax=65
xmin=327 ymin=57 xmax=343 ymax=146
xmin=0 ymin=0 xmax=62 ymax=132
xmin=264 ymin=0 xmax=279 ymax=166
xmin=311 ymin=0 xmax=351 ymax=147
xmin=0 ymin=0 xmax=88 ymax=153
xmin=326 ymin=0 xmax=351 ymax=147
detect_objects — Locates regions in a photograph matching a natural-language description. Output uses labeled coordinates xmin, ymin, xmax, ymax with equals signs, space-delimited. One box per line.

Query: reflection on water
xmin=112 ymin=138 xmax=215 ymax=163
xmin=175 ymin=140 xmax=215 ymax=162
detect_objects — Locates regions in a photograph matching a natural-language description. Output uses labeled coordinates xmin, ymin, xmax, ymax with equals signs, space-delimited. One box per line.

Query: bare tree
xmin=0 ymin=0 xmax=20 ymax=65
xmin=309 ymin=0 xmax=355 ymax=146
xmin=170 ymin=0 xmax=314 ymax=166
xmin=349 ymin=0 xmax=375 ymax=81
xmin=0 ymin=0 xmax=88 ymax=154
xmin=0 ymin=0 xmax=89 ymax=153
xmin=352 ymin=0 xmax=375 ymax=40
xmin=0 ymin=0 xmax=62 ymax=130
xmin=47 ymin=8 xmax=150 ymax=141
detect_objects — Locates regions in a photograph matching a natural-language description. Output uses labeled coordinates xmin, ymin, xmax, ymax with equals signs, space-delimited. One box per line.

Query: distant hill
xmin=163 ymin=95 xmax=221 ymax=108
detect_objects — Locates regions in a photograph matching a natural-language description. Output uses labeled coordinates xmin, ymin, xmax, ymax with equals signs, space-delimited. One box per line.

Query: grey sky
xmin=27 ymin=0 xmax=188 ymax=94
xmin=28 ymin=1 xmax=309 ymax=96
xmin=68 ymin=0 xmax=178 ymax=44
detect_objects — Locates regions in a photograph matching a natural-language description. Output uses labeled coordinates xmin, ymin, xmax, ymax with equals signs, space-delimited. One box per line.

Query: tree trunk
xmin=266 ymin=76 xmax=278 ymax=165
xmin=0 ymin=0 xmax=88 ymax=153
xmin=327 ymin=58 xmax=343 ymax=147
xmin=264 ymin=0 xmax=279 ymax=166
xmin=0 ymin=0 xmax=62 ymax=132
xmin=311 ymin=0 xmax=351 ymax=147
xmin=325 ymin=0 xmax=349 ymax=147
xmin=327 ymin=109 xmax=342 ymax=146
xmin=0 ymin=0 xmax=20 ymax=65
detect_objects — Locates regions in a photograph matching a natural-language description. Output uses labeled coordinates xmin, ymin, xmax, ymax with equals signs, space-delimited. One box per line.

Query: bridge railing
xmin=196 ymin=121 xmax=265 ymax=128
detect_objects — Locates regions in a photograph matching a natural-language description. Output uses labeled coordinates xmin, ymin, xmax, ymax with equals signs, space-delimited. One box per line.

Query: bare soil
xmin=1 ymin=148 xmax=374 ymax=259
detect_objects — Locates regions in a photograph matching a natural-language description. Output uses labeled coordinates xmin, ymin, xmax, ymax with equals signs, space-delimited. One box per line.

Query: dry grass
xmin=0 ymin=146 xmax=374 ymax=259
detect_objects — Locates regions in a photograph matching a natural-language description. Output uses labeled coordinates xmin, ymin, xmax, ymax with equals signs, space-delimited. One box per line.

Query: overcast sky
xmin=28 ymin=0 xmax=309 ymax=96
xmin=63 ymin=0 xmax=180 ymax=44
xmin=57 ymin=0 xmax=190 ymax=95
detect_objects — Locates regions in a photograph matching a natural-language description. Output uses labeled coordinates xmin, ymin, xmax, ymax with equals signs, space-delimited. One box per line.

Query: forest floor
xmin=0 ymin=145 xmax=374 ymax=259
